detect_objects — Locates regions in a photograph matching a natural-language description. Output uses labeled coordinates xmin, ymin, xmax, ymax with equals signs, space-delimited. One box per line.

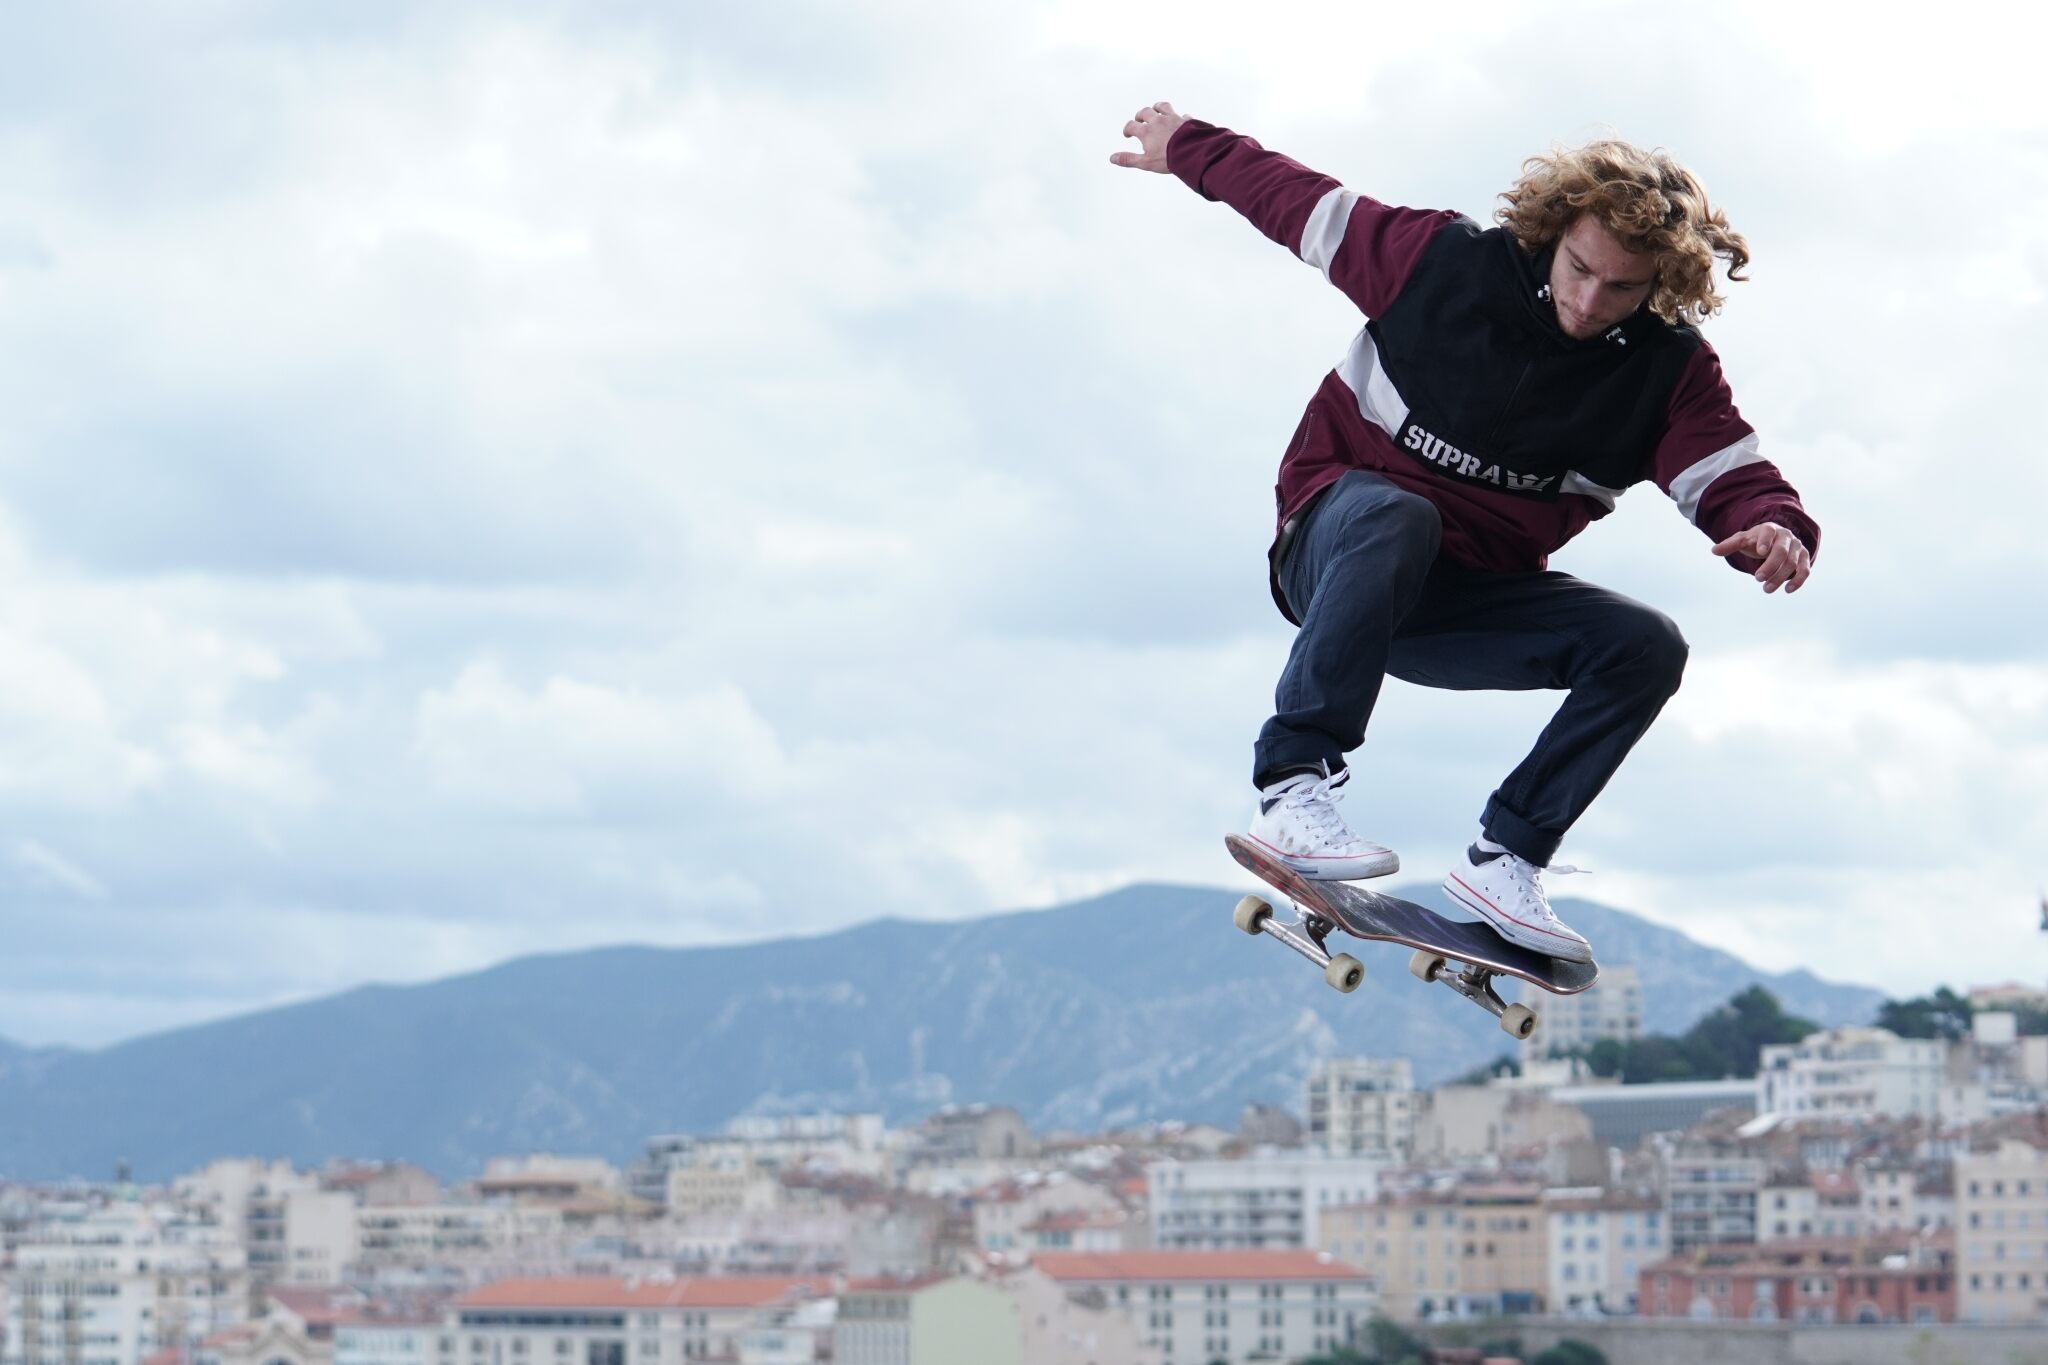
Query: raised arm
xmin=1112 ymin=102 xmax=1455 ymax=317
xmin=1653 ymin=342 xmax=1820 ymax=594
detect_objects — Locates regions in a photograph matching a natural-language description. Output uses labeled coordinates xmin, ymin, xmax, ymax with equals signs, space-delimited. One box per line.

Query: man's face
xmin=1548 ymin=215 xmax=1657 ymax=339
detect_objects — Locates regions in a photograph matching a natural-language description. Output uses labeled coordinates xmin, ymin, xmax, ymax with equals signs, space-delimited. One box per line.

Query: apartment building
xmin=1757 ymin=1027 xmax=1947 ymax=1120
xmin=175 ymin=1160 xmax=350 ymax=1288
xmin=2 ymin=1205 xmax=250 ymax=1365
xmin=1318 ymin=1184 xmax=1547 ymax=1321
xmin=448 ymin=1274 xmax=829 ymax=1365
xmin=355 ymin=1206 xmax=569 ymax=1275
xmin=1956 ymin=1139 xmax=2048 ymax=1324
xmin=1639 ymin=1235 xmax=1955 ymax=1324
xmin=1035 ymin=1250 xmax=1372 ymax=1365
xmin=1662 ymin=1149 xmax=1764 ymax=1254
xmin=1542 ymin=1190 xmax=1663 ymax=1315
xmin=1304 ymin=1057 xmax=1415 ymax=1161
xmin=1758 ymin=1172 xmax=1863 ymax=1243
xmin=1148 ymin=1155 xmax=1381 ymax=1251
xmin=1522 ymin=964 xmax=1642 ymax=1059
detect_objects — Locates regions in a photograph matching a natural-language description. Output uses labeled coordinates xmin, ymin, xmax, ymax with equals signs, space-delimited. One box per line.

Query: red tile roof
xmin=1035 ymin=1251 xmax=1366 ymax=1283
xmin=841 ymin=1275 xmax=954 ymax=1295
xmin=455 ymin=1276 xmax=828 ymax=1311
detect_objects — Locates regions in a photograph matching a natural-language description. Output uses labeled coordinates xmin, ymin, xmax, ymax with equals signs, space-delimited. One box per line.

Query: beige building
xmin=450 ymin=1274 xmax=830 ymax=1365
xmin=1035 ymin=1250 xmax=1372 ymax=1365
xmin=1319 ymin=1183 xmax=1547 ymax=1322
xmin=1956 ymin=1139 xmax=2048 ymax=1324
xmin=1759 ymin=1172 xmax=1863 ymax=1243
xmin=1411 ymin=1086 xmax=1592 ymax=1163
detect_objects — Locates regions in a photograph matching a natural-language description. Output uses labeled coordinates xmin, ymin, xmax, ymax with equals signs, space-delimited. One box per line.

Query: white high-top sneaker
xmin=1246 ymin=767 xmax=1399 ymax=880
xmin=1441 ymin=845 xmax=1593 ymax=963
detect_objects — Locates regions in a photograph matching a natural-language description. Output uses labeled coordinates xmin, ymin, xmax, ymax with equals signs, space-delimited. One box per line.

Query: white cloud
xmin=0 ymin=0 xmax=2042 ymax=1046
xmin=414 ymin=660 xmax=786 ymax=815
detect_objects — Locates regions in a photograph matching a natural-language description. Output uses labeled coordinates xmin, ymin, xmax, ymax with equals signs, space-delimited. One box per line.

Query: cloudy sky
xmin=0 ymin=1 xmax=2041 ymax=1049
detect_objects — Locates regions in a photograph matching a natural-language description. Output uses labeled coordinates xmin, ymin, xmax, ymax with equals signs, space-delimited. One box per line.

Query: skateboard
xmin=1225 ymin=833 xmax=1599 ymax=1039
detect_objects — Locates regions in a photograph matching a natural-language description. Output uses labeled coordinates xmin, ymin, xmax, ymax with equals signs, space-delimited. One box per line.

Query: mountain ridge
xmin=0 ymin=881 xmax=1885 ymax=1182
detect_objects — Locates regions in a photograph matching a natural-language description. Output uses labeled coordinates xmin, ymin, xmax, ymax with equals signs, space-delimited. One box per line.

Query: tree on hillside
xmin=1687 ymin=986 xmax=1820 ymax=1075
xmin=1564 ymin=985 xmax=1816 ymax=1081
xmin=1876 ymin=986 xmax=1974 ymax=1040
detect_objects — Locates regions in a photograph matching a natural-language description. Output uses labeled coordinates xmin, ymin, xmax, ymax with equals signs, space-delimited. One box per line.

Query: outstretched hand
xmin=1712 ymin=522 xmax=1813 ymax=594
xmin=1110 ymin=101 xmax=1186 ymax=173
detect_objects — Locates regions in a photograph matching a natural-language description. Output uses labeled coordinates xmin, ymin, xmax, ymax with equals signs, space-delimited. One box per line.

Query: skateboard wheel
xmin=1324 ymin=954 xmax=1364 ymax=993
xmin=1233 ymin=895 xmax=1274 ymax=935
xmin=1500 ymin=1004 xmax=1538 ymax=1039
xmin=1408 ymin=949 xmax=1448 ymax=983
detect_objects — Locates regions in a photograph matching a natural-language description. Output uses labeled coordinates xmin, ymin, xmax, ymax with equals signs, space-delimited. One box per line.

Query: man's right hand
xmin=1110 ymin=101 xmax=1186 ymax=173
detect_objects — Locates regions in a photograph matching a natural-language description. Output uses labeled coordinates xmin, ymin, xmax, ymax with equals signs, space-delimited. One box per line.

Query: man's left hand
xmin=1712 ymin=522 xmax=1812 ymax=594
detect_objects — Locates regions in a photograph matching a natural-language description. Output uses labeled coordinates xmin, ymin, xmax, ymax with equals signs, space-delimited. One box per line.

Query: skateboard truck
xmin=1235 ymin=893 xmax=1541 ymax=1039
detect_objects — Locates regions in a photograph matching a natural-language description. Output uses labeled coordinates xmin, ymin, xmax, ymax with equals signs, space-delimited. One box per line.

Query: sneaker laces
xmin=1277 ymin=767 xmax=1357 ymax=851
xmin=1499 ymin=852 xmax=1588 ymax=924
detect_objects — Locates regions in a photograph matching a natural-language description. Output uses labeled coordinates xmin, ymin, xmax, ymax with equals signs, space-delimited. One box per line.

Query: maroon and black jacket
xmin=1168 ymin=119 xmax=1821 ymax=623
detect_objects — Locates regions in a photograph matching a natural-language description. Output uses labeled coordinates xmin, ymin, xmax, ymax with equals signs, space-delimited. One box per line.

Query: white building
xmin=2 ymin=1204 xmax=251 ymax=1365
xmin=1542 ymin=1190 xmax=1663 ymax=1315
xmin=1522 ymin=964 xmax=1643 ymax=1059
xmin=1304 ymin=1058 xmax=1415 ymax=1161
xmin=662 ymin=1208 xmax=852 ymax=1276
xmin=448 ymin=1274 xmax=830 ymax=1365
xmin=1756 ymin=1027 xmax=1947 ymax=1121
xmin=1956 ymin=1140 xmax=2048 ymax=1324
xmin=354 ymin=1205 xmax=568 ymax=1274
xmin=1148 ymin=1154 xmax=1382 ymax=1252
xmin=1663 ymin=1150 xmax=1765 ymax=1254
xmin=1035 ymin=1249 xmax=1373 ymax=1365
xmin=630 ymin=1117 xmax=890 ymax=1206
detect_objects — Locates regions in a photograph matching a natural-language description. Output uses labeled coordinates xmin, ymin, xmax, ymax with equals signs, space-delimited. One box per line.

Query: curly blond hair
xmin=1495 ymin=139 xmax=1749 ymax=326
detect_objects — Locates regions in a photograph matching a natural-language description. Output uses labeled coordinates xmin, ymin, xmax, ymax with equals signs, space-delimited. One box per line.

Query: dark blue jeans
xmin=1255 ymin=470 xmax=1688 ymax=866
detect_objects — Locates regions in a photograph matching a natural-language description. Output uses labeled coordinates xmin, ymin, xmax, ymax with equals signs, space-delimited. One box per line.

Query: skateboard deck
xmin=1225 ymin=833 xmax=1598 ymax=1039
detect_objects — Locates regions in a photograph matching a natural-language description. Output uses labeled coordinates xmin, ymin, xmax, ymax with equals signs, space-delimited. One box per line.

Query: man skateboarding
xmin=1113 ymin=103 xmax=1819 ymax=965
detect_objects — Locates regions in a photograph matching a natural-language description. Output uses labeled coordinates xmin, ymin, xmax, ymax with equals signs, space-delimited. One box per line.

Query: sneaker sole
xmin=1441 ymin=872 xmax=1593 ymax=964
xmin=1249 ymin=835 xmax=1399 ymax=881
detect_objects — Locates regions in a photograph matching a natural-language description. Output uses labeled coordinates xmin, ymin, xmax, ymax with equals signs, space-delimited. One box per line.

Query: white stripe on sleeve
xmin=1335 ymin=326 xmax=1409 ymax=439
xmin=1668 ymin=432 xmax=1765 ymax=524
xmin=1559 ymin=473 xmax=1627 ymax=511
xmin=1299 ymin=187 xmax=1358 ymax=281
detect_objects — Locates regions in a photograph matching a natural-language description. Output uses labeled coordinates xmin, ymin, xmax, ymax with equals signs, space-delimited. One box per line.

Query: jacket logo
xmin=1401 ymin=422 xmax=1557 ymax=495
